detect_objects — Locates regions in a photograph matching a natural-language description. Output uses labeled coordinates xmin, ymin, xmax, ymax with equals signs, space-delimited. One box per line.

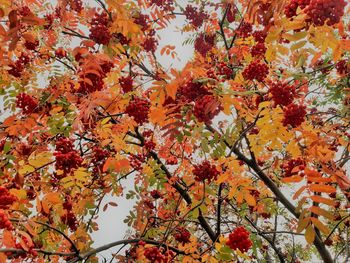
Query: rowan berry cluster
xmin=142 ymin=37 xmax=158 ymax=53
xmin=305 ymin=0 xmax=346 ymax=26
xmin=280 ymin=158 xmax=305 ymax=177
xmin=282 ymin=103 xmax=307 ymax=127
xmin=54 ymin=137 xmax=83 ymax=173
xmin=193 ymin=95 xmax=222 ymax=123
xmin=16 ymin=93 xmax=39 ymax=114
xmin=92 ymin=147 xmax=109 ymax=172
xmin=89 ymin=12 xmax=111 ymax=45
xmin=0 ymin=210 xmax=12 ymax=230
xmin=253 ymin=31 xmax=267 ymax=43
xmin=150 ymin=0 xmax=174 ymax=12
xmin=269 ymin=81 xmax=296 ymax=106
xmin=194 ymin=33 xmax=215 ymax=57
xmin=216 ymin=62 xmax=233 ymax=79
xmin=184 ymin=5 xmax=209 ymax=28
xmin=61 ymin=211 xmax=78 ymax=231
xmin=242 ymin=60 xmax=269 ymax=82
xmin=68 ymin=0 xmax=83 ymax=13
xmin=226 ymin=226 xmax=252 ymax=252
xmin=174 ymin=227 xmax=191 ymax=245
xmin=177 ymin=80 xmax=209 ymax=102
xmin=226 ymin=4 xmax=238 ymax=23
xmin=236 ymin=22 xmax=253 ymax=38
xmin=24 ymin=40 xmax=39 ymax=51
xmin=0 ymin=187 xmax=18 ymax=209
xmin=150 ymin=190 xmax=162 ymax=199
xmin=119 ymin=76 xmax=133 ymax=93
xmin=284 ymin=0 xmax=310 ymax=18
xmin=336 ymin=60 xmax=350 ymax=75
xmin=193 ymin=161 xmax=219 ymax=182
xmin=8 ymin=53 xmax=31 ymax=78
xmin=125 ymin=97 xmax=151 ymax=124
xmin=251 ymin=43 xmax=267 ymax=58
xmin=144 ymin=247 xmax=174 ymax=262
xmin=134 ymin=13 xmax=149 ymax=31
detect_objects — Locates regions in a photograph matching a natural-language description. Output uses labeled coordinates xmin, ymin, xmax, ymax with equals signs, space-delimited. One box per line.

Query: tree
xmin=0 ymin=0 xmax=349 ymax=262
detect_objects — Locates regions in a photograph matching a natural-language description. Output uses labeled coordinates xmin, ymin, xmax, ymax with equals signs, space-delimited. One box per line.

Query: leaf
xmin=311 ymin=217 xmax=330 ymax=235
xmin=309 ymin=206 xmax=334 ymax=220
xmin=28 ymin=152 xmax=52 ymax=168
xmin=305 ymin=225 xmax=315 ymax=244
xmin=310 ymin=195 xmax=337 ymax=207
xmin=309 ymin=184 xmax=336 ymax=193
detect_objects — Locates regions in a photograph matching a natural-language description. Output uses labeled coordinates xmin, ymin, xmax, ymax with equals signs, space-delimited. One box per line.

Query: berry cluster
xmin=193 ymin=161 xmax=219 ymax=182
xmin=184 ymin=5 xmax=209 ymax=28
xmin=177 ymin=80 xmax=209 ymax=102
xmin=305 ymin=0 xmax=346 ymax=26
xmin=55 ymin=47 xmax=67 ymax=58
xmin=150 ymin=190 xmax=162 ymax=199
xmin=284 ymin=0 xmax=310 ymax=18
xmin=61 ymin=211 xmax=78 ymax=231
xmin=134 ymin=13 xmax=149 ymax=31
xmin=236 ymin=22 xmax=253 ymax=38
xmin=194 ymin=33 xmax=215 ymax=57
xmin=18 ymin=6 xmax=32 ymax=16
xmin=115 ymin=33 xmax=131 ymax=45
xmin=150 ymin=0 xmax=174 ymax=12
xmin=24 ymin=40 xmax=39 ymax=51
xmin=282 ymin=103 xmax=307 ymax=127
xmin=89 ymin=12 xmax=111 ymax=45
xmin=129 ymin=153 xmax=145 ymax=170
xmin=119 ymin=76 xmax=133 ymax=93
xmin=144 ymin=141 xmax=156 ymax=152
xmin=269 ymin=81 xmax=296 ymax=106
xmin=253 ymin=30 xmax=267 ymax=43
xmin=0 ymin=210 xmax=12 ymax=230
xmin=226 ymin=4 xmax=238 ymax=23
xmin=125 ymin=97 xmax=151 ymax=124
xmin=0 ymin=187 xmax=18 ymax=209
xmin=174 ymin=227 xmax=191 ymax=245
xmin=242 ymin=60 xmax=269 ymax=82
xmin=280 ymin=158 xmax=305 ymax=177
xmin=54 ymin=137 xmax=83 ymax=173
xmin=251 ymin=43 xmax=267 ymax=58
xmin=68 ymin=0 xmax=83 ymax=13
xmin=226 ymin=226 xmax=252 ymax=252
xmin=92 ymin=147 xmax=109 ymax=172
xmin=217 ymin=62 xmax=233 ymax=79
xmin=193 ymin=95 xmax=222 ymax=123
xmin=16 ymin=93 xmax=39 ymax=114
xmin=336 ymin=60 xmax=350 ymax=75
xmin=8 ymin=53 xmax=31 ymax=78
xmin=142 ymin=37 xmax=158 ymax=53
xmin=144 ymin=247 xmax=173 ymax=262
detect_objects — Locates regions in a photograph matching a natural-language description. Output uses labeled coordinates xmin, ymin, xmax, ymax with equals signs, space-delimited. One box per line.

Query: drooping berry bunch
xmin=68 ymin=0 xmax=83 ymax=13
xmin=92 ymin=147 xmax=109 ymax=172
xmin=253 ymin=30 xmax=267 ymax=43
xmin=0 ymin=210 xmax=12 ymax=230
xmin=8 ymin=53 xmax=31 ymax=78
xmin=284 ymin=0 xmax=310 ymax=18
xmin=194 ymin=33 xmax=215 ymax=57
xmin=269 ymin=81 xmax=296 ymax=106
xmin=0 ymin=187 xmax=17 ymax=209
xmin=150 ymin=0 xmax=174 ymax=12
xmin=184 ymin=5 xmax=209 ymax=28
xmin=142 ymin=37 xmax=158 ymax=53
xmin=61 ymin=211 xmax=78 ymax=231
xmin=119 ymin=76 xmax=133 ymax=93
xmin=236 ymin=22 xmax=253 ymax=38
xmin=242 ymin=60 xmax=269 ymax=82
xmin=193 ymin=161 xmax=219 ymax=182
xmin=336 ymin=60 xmax=350 ymax=75
xmin=280 ymin=158 xmax=305 ymax=177
xmin=226 ymin=226 xmax=252 ymax=252
xmin=216 ymin=62 xmax=233 ymax=79
xmin=144 ymin=247 xmax=173 ymax=263
xmin=16 ymin=93 xmax=39 ymax=114
xmin=125 ymin=97 xmax=151 ymax=124
xmin=251 ymin=43 xmax=267 ymax=58
xmin=89 ymin=12 xmax=111 ymax=45
xmin=193 ymin=95 xmax=222 ymax=123
xmin=305 ymin=0 xmax=346 ymax=26
xmin=174 ymin=227 xmax=191 ymax=245
xmin=134 ymin=13 xmax=149 ymax=31
xmin=177 ymin=80 xmax=209 ymax=102
xmin=24 ymin=40 xmax=39 ymax=51
xmin=226 ymin=4 xmax=238 ymax=23
xmin=54 ymin=137 xmax=83 ymax=173
xmin=282 ymin=103 xmax=307 ymax=127
xmin=150 ymin=190 xmax=162 ymax=199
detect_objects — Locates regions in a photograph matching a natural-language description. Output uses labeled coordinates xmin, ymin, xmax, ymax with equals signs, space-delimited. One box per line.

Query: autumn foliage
xmin=0 ymin=0 xmax=349 ymax=262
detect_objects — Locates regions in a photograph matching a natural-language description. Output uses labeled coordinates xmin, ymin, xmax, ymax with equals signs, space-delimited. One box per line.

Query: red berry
xmin=280 ymin=158 xmax=305 ymax=177
xmin=150 ymin=190 xmax=162 ymax=199
xmin=226 ymin=226 xmax=252 ymax=252
xmin=194 ymin=33 xmax=215 ymax=57
xmin=284 ymin=0 xmax=310 ymax=18
xmin=282 ymin=103 xmax=307 ymax=128
xmin=269 ymin=81 xmax=296 ymax=106
xmin=193 ymin=95 xmax=222 ymax=123
xmin=125 ymin=97 xmax=151 ymax=124
xmin=193 ymin=161 xmax=219 ymax=182
xmin=305 ymin=0 xmax=346 ymax=26
xmin=184 ymin=5 xmax=209 ymax=28
xmin=242 ymin=60 xmax=269 ymax=82
xmin=119 ymin=76 xmax=133 ymax=93
xmin=174 ymin=227 xmax=191 ymax=245
xmin=251 ymin=43 xmax=267 ymax=57
xmin=16 ymin=93 xmax=39 ymax=114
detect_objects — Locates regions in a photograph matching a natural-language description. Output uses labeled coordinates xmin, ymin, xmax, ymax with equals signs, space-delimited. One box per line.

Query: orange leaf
xmin=305 ymin=225 xmax=315 ymax=244
xmin=311 ymin=217 xmax=330 ymax=235
xmin=310 ymin=195 xmax=337 ymax=207
xmin=309 ymin=206 xmax=334 ymax=220
xmin=309 ymin=184 xmax=336 ymax=193
xmin=281 ymin=175 xmax=303 ymax=183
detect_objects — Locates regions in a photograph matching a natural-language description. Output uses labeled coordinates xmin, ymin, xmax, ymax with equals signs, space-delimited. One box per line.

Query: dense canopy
xmin=0 ymin=0 xmax=349 ymax=262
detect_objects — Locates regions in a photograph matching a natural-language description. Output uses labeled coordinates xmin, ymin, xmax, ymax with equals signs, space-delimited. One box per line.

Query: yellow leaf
xmin=28 ymin=151 xmax=52 ymax=168
xmin=311 ymin=217 xmax=330 ymax=235
xmin=244 ymin=192 xmax=256 ymax=206
xmin=18 ymin=165 xmax=35 ymax=175
xmin=305 ymin=225 xmax=315 ymax=244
